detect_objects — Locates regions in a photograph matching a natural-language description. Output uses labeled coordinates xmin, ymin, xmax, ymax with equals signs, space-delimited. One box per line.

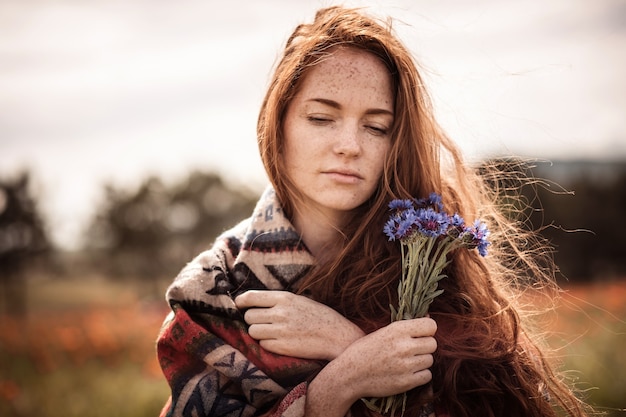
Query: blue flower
xmin=449 ymin=213 xmax=465 ymax=228
xmin=415 ymin=192 xmax=444 ymax=211
xmin=445 ymin=213 xmax=465 ymax=238
xmin=384 ymin=194 xmax=490 ymax=257
xmin=388 ymin=199 xmax=414 ymax=212
xmin=467 ymin=220 xmax=491 ymax=257
xmin=383 ymin=218 xmax=398 ymax=241
xmin=385 ymin=209 xmax=420 ymax=241
xmin=415 ymin=208 xmax=449 ymax=237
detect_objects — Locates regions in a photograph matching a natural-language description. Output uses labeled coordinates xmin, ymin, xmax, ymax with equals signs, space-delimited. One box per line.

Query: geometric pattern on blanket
xmin=157 ymin=187 xmax=323 ymax=417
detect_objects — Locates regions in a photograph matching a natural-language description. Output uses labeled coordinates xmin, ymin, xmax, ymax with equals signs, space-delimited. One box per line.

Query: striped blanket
xmin=157 ymin=187 xmax=324 ymax=416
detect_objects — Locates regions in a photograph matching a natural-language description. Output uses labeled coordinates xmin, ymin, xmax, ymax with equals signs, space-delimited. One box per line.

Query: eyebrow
xmin=307 ymin=98 xmax=394 ymax=116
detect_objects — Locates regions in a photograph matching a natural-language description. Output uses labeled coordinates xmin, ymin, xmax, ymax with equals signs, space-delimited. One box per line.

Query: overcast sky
xmin=1 ymin=0 xmax=625 ymax=249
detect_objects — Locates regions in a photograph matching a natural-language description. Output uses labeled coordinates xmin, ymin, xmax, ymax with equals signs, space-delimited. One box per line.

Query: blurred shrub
xmin=84 ymin=171 xmax=259 ymax=289
xmin=480 ymin=158 xmax=626 ymax=283
xmin=528 ymin=161 xmax=626 ymax=282
xmin=0 ymin=171 xmax=50 ymax=315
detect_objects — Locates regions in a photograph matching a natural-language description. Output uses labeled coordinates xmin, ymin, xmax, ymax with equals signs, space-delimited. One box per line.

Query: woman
xmin=157 ymin=6 xmax=589 ymax=417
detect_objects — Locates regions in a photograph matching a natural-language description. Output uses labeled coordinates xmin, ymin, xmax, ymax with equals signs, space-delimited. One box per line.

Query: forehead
xmin=296 ymin=47 xmax=394 ymax=104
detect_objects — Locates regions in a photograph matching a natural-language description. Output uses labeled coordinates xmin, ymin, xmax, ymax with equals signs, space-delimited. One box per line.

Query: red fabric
xmin=157 ymin=303 xmax=321 ymax=416
xmin=264 ymin=383 xmax=308 ymax=417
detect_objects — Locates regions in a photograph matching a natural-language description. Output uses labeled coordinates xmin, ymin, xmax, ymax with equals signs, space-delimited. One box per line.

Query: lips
xmin=322 ymin=168 xmax=363 ymax=179
xmin=321 ymin=168 xmax=364 ymax=185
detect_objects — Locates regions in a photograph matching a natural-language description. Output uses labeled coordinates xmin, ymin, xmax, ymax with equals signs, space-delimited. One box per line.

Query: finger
xmin=414 ymin=336 xmax=437 ymax=355
xmin=235 ymin=290 xmax=281 ymax=309
xmin=411 ymin=353 xmax=434 ymax=372
xmin=248 ymin=323 xmax=277 ymax=340
xmin=411 ymin=368 xmax=433 ymax=386
xmin=406 ymin=317 xmax=437 ymax=337
xmin=258 ymin=338 xmax=282 ymax=353
xmin=243 ymin=307 xmax=273 ymax=325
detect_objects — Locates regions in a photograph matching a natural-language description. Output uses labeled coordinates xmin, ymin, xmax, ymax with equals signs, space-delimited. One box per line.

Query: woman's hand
xmin=234 ymin=290 xmax=365 ymax=361
xmin=305 ymin=318 xmax=437 ymax=416
xmin=340 ymin=318 xmax=437 ymax=397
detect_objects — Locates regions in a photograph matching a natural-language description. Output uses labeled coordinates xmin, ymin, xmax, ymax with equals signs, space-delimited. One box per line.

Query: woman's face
xmin=282 ymin=47 xmax=394 ymax=226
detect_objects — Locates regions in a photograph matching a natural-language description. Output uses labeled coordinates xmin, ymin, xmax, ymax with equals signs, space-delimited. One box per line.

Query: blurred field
xmin=0 ymin=276 xmax=171 ymax=417
xmin=539 ymin=281 xmax=626 ymax=416
xmin=0 ymin=276 xmax=625 ymax=417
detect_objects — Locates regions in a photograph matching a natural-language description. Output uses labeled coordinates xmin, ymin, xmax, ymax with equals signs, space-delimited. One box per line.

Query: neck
xmin=292 ymin=209 xmax=346 ymax=258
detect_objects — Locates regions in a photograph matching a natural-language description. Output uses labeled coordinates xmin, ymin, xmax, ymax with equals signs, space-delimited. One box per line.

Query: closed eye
xmin=365 ymin=125 xmax=389 ymax=136
xmin=307 ymin=115 xmax=333 ymax=125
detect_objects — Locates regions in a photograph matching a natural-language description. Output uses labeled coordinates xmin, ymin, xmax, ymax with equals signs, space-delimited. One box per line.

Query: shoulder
xmin=164 ymin=217 xmax=252 ymax=310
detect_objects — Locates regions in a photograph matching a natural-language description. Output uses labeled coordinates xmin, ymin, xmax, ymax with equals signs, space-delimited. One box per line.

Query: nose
xmin=333 ymin=122 xmax=361 ymax=157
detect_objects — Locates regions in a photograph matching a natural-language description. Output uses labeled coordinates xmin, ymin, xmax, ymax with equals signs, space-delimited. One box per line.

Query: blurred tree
xmin=528 ymin=162 xmax=626 ymax=282
xmin=480 ymin=158 xmax=626 ymax=283
xmin=85 ymin=171 xmax=259 ymax=292
xmin=0 ymin=172 xmax=50 ymax=315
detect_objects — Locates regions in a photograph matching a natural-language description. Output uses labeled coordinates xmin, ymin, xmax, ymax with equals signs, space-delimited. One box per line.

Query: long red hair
xmin=257 ymin=6 xmax=589 ymax=417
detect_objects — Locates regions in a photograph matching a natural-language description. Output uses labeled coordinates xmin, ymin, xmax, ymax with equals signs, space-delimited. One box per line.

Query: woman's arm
xmin=235 ymin=290 xmax=366 ymax=360
xmin=235 ymin=291 xmax=437 ymax=416
xmin=307 ymin=319 xmax=436 ymax=416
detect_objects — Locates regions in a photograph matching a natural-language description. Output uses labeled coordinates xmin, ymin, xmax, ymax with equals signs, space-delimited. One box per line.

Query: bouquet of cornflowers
xmin=363 ymin=192 xmax=490 ymax=416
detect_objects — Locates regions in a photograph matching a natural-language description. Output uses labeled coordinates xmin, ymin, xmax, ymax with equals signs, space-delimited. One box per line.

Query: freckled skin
xmin=283 ymin=47 xmax=395 ymax=234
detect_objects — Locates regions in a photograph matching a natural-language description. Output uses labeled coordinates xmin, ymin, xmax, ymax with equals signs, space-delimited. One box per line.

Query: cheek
xmin=283 ymin=123 xmax=322 ymax=166
xmin=282 ymin=138 xmax=314 ymax=179
xmin=281 ymin=120 xmax=300 ymax=166
xmin=283 ymin=130 xmax=304 ymax=162
xmin=372 ymin=141 xmax=391 ymax=173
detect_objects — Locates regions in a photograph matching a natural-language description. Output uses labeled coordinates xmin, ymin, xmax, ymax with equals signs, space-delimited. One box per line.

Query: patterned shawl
xmin=157 ymin=187 xmax=323 ymax=417
xmin=156 ymin=187 xmax=443 ymax=417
